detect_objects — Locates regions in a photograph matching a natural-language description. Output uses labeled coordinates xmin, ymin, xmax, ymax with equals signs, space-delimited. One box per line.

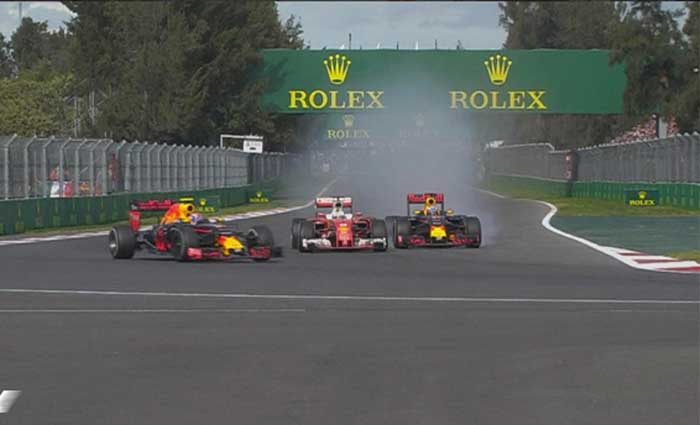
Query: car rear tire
xmin=465 ymin=216 xmax=481 ymax=248
xmin=371 ymin=219 xmax=388 ymax=252
xmin=109 ymin=224 xmax=136 ymax=259
xmin=169 ymin=226 xmax=200 ymax=262
xmin=394 ymin=217 xmax=411 ymax=249
xmin=248 ymin=225 xmax=275 ymax=247
xmin=298 ymin=220 xmax=316 ymax=253
xmin=291 ymin=218 xmax=305 ymax=249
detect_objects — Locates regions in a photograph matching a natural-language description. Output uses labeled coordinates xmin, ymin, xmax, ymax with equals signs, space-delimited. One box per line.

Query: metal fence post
xmin=167 ymin=145 xmax=178 ymax=191
xmin=173 ymin=145 xmax=181 ymax=191
xmin=57 ymin=138 xmax=72 ymax=197
xmin=145 ymin=143 xmax=158 ymax=192
xmin=124 ymin=142 xmax=135 ymax=193
xmin=218 ymin=148 xmax=225 ymax=187
xmin=88 ymin=139 xmax=107 ymax=196
xmin=38 ymin=136 xmax=54 ymax=198
xmin=133 ymin=141 xmax=147 ymax=193
xmin=193 ymin=146 xmax=201 ymax=190
xmin=23 ymin=136 xmax=37 ymax=198
xmin=74 ymin=138 xmax=90 ymax=197
xmin=99 ymin=139 xmax=111 ymax=196
xmin=691 ymin=136 xmax=699 ymax=182
xmin=113 ymin=140 xmax=128 ymax=193
xmin=153 ymin=144 xmax=165 ymax=192
xmin=183 ymin=146 xmax=194 ymax=190
xmin=206 ymin=147 xmax=214 ymax=188
xmin=1 ymin=135 xmax=17 ymax=199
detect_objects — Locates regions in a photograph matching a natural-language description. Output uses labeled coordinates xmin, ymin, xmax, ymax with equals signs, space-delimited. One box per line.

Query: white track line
xmin=0 ymin=308 xmax=305 ymax=313
xmin=538 ymin=200 xmax=700 ymax=274
xmin=0 ymin=390 xmax=21 ymax=414
xmin=472 ymin=186 xmax=700 ymax=275
xmin=0 ymin=288 xmax=696 ymax=305
xmin=0 ymin=178 xmax=338 ymax=247
xmin=470 ymin=186 xmax=507 ymax=199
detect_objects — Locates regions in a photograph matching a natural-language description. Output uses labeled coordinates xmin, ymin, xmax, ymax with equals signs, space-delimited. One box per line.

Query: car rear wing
xmin=407 ymin=193 xmax=444 ymax=204
xmin=406 ymin=193 xmax=445 ymax=216
xmin=130 ymin=199 xmax=178 ymax=212
xmin=315 ymin=196 xmax=352 ymax=209
xmin=128 ymin=199 xmax=197 ymax=231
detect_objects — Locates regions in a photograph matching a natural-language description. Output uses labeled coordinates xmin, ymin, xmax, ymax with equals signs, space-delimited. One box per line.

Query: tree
xmin=669 ymin=1 xmax=699 ymax=132
xmin=10 ymin=17 xmax=71 ymax=77
xmin=610 ymin=1 xmax=686 ymax=123
xmin=62 ymin=0 xmax=306 ymax=148
xmin=496 ymin=1 xmax=621 ymax=148
xmin=0 ymin=74 xmax=72 ymax=135
xmin=0 ymin=33 xmax=13 ymax=78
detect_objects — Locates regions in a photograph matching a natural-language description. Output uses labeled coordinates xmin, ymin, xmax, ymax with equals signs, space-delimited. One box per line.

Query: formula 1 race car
xmin=108 ymin=199 xmax=281 ymax=262
xmin=387 ymin=192 xmax=481 ymax=249
xmin=291 ymin=196 xmax=388 ymax=252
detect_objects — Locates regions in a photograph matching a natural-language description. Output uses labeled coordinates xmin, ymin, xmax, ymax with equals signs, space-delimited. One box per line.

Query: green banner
xmin=624 ymin=189 xmax=660 ymax=206
xmin=260 ymin=49 xmax=625 ymax=114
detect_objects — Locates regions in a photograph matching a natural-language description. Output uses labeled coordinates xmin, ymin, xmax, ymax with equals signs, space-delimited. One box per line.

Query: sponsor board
xmin=249 ymin=190 xmax=270 ymax=203
xmin=179 ymin=196 xmax=220 ymax=213
xmin=260 ymin=50 xmax=625 ymax=114
xmin=624 ymin=189 xmax=659 ymax=207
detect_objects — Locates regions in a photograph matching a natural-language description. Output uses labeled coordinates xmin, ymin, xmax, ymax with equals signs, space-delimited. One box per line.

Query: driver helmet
xmin=191 ymin=213 xmax=202 ymax=224
xmin=330 ymin=201 xmax=345 ymax=218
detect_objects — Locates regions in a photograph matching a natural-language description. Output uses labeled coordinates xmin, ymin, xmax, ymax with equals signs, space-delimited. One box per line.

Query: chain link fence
xmin=485 ymin=134 xmax=700 ymax=183
xmin=0 ymin=135 xmax=289 ymax=200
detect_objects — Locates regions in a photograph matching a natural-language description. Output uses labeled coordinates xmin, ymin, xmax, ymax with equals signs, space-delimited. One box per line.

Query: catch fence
xmin=485 ymin=134 xmax=700 ymax=183
xmin=0 ymin=135 xmax=289 ymax=200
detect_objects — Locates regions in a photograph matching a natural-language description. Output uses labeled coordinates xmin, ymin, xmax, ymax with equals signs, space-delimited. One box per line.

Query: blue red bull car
xmin=387 ymin=192 xmax=481 ymax=249
xmin=291 ymin=196 xmax=388 ymax=252
xmin=108 ymin=199 xmax=281 ymax=262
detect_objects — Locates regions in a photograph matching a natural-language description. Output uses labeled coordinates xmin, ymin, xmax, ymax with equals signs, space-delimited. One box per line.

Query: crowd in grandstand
xmin=608 ymin=114 xmax=679 ymax=145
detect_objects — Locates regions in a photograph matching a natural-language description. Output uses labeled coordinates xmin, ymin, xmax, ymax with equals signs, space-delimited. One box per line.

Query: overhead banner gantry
xmin=258 ymin=49 xmax=625 ymax=115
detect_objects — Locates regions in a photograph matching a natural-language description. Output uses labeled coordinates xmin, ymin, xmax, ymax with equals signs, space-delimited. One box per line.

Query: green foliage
xmin=609 ymin=1 xmax=686 ymax=122
xmin=495 ymin=1 xmax=698 ymax=145
xmin=494 ymin=2 xmax=621 ymax=148
xmin=10 ymin=17 xmax=71 ymax=76
xmin=0 ymin=33 xmax=13 ymax=78
xmin=61 ymin=0 xmax=305 ymax=148
xmin=669 ymin=1 xmax=699 ymax=132
xmin=499 ymin=2 xmax=616 ymax=49
xmin=0 ymin=74 xmax=72 ymax=135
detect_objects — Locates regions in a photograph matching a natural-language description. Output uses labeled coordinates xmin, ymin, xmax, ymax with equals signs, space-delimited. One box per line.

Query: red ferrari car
xmin=291 ymin=196 xmax=388 ymax=252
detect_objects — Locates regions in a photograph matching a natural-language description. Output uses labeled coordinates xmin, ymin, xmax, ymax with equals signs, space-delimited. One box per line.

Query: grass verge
xmin=486 ymin=185 xmax=699 ymax=216
xmin=666 ymin=251 xmax=700 ymax=262
xmin=14 ymin=200 xmax=291 ymax=237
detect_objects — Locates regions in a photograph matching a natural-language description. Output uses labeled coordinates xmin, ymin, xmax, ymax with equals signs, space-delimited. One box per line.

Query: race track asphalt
xmin=0 ymin=175 xmax=697 ymax=425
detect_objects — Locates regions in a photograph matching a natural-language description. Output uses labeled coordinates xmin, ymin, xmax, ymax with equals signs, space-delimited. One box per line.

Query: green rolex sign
xmin=249 ymin=190 xmax=270 ymax=203
xmin=625 ymin=189 xmax=659 ymax=206
xmin=179 ymin=196 xmax=220 ymax=213
xmin=258 ymin=49 xmax=626 ymax=114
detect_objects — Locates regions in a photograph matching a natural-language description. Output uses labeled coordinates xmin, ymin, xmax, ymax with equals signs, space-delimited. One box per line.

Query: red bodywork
xmin=304 ymin=214 xmax=376 ymax=250
xmin=299 ymin=197 xmax=383 ymax=251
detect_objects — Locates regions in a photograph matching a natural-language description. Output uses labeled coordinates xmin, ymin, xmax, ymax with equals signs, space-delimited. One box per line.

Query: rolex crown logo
xmin=484 ymin=53 xmax=512 ymax=86
xmin=256 ymin=191 xmax=262 ymax=198
xmin=638 ymin=191 xmax=646 ymax=199
xmin=342 ymin=114 xmax=355 ymax=128
xmin=324 ymin=54 xmax=351 ymax=85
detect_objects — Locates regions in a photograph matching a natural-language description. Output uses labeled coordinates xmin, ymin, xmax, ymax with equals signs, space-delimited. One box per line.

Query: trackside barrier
xmin=0 ymin=135 xmax=293 ymax=200
xmin=487 ymin=174 xmax=700 ymax=210
xmin=485 ymin=134 xmax=700 ymax=183
xmin=0 ymin=180 xmax=280 ymax=236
